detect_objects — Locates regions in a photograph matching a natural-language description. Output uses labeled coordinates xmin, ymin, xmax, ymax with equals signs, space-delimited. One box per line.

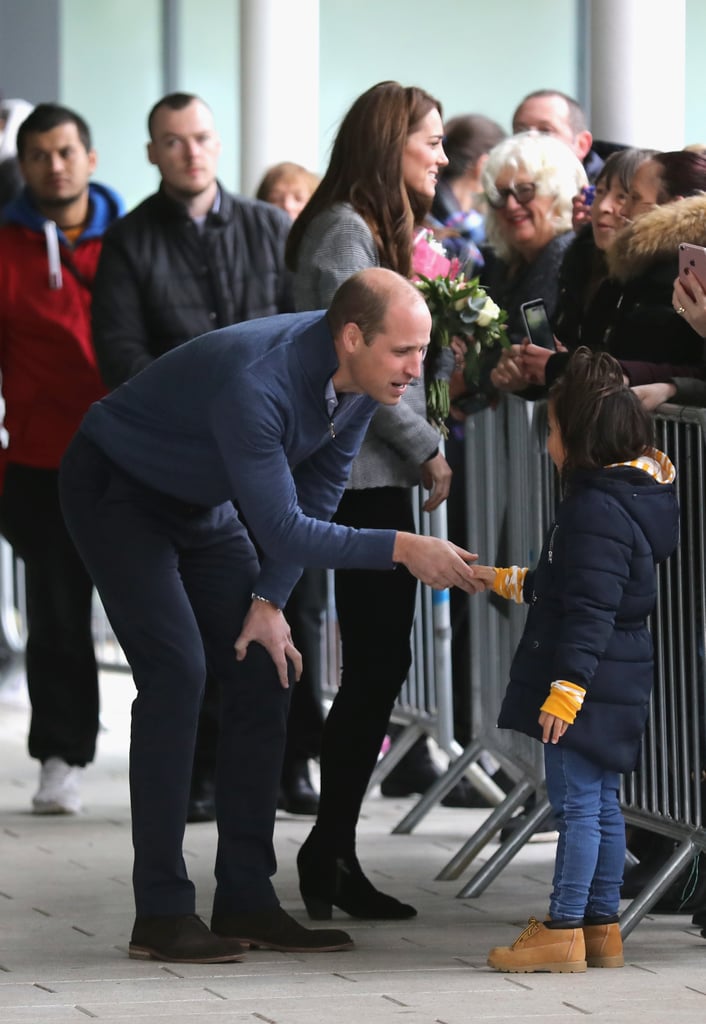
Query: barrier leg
xmin=392 ymin=740 xmax=505 ymax=834
xmin=435 ymin=779 xmax=536 ymax=880
xmin=366 ymin=721 xmax=425 ymax=792
xmin=619 ymin=839 xmax=699 ymax=939
xmin=455 ymin=794 xmax=552 ymax=897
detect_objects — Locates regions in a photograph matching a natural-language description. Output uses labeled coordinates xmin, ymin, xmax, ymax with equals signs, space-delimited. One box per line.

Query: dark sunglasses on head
xmin=486 ymin=182 xmax=537 ymax=210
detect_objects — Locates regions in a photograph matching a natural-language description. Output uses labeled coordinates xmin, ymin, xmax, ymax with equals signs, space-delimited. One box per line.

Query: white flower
xmin=425 ymin=233 xmax=447 ymax=257
xmin=476 ymin=297 xmax=500 ymax=327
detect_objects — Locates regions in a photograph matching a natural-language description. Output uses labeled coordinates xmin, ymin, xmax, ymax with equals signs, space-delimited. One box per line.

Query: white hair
xmin=481 ymin=131 xmax=588 ymax=262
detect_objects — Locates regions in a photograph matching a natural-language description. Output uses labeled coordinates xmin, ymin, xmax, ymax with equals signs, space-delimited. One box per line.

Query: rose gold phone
xmin=678 ymin=242 xmax=706 ymax=299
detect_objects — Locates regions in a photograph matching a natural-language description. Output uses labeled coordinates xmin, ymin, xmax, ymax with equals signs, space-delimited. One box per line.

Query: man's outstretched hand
xmin=392 ymin=533 xmax=490 ymax=593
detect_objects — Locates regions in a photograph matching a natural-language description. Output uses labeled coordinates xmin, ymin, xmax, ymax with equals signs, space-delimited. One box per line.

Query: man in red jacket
xmin=0 ymin=103 xmax=124 ymax=814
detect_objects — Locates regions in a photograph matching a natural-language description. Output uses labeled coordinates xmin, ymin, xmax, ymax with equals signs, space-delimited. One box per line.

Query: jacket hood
xmin=570 ymin=450 xmax=678 ymax=564
xmin=3 ymin=182 xmax=124 ymax=289
xmin=3 ymin=180 xmax=124 ymax=239
xmin=607 ymin=193 xmax=706 ymax=283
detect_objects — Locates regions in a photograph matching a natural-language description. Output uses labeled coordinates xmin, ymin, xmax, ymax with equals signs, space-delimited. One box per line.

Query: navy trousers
xmin=59 ymin=433 xmax=291 ymax=917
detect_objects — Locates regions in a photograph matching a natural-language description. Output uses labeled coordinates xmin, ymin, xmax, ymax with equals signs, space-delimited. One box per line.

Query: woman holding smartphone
xmin=519 ymin=150 xmax=706 ymax=390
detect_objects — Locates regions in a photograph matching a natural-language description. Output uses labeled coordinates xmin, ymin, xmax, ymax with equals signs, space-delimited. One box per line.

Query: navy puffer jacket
xmin=497 ymin=460 xmax=679 ymax=772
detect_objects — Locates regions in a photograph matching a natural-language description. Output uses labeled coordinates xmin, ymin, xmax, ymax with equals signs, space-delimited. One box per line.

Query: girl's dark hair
xmin=440 ymin=114 xmax=506 ymax=180
xmin=596 ymin=146 xmax=657 ymax=193
xmin=286 ymin=80 xmax=442 ymax=277
xmin=549 ymin=347 xmax=653 ymax=482
xmin=653 ymin=150 xmax=706 ymax=201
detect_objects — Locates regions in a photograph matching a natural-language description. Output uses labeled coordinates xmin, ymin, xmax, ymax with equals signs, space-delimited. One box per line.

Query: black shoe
xmin=279 ymin=758 xmax=319 ymax=815
xmin=297 ymin=831 xmax=417 ymax=920
xmin=186 ymin=777 xmax=216 ymax=823
xmin=129 ymin=913 xmax=245 ymax=963
xmin=211 ymin=905 xmax=353 ymax=951
xmin=441 ymin=776 xmax=493 ymax=808
xmin=380 ymin=737 xmax=441 ymax=797
xmin=618 ymin=835 xmax=676 ymax=901
xmin=692 ymin=906 xmax=706 ymax=927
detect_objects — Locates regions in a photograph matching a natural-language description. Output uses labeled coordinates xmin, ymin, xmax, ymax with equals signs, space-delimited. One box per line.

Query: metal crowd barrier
xmin=1 ymin=399 xmax=704 ymax=940
xmin=321 ymin=492 xmax=505 ymax=807
xmin=392 ymin=396 xmax=555 ymax=843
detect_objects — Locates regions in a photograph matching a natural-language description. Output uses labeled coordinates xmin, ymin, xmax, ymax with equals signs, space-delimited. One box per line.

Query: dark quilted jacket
xmin=497 ymin=461 xmax=679 ymax=773
xmin=91 ymin=184 xmax=293 ymax=388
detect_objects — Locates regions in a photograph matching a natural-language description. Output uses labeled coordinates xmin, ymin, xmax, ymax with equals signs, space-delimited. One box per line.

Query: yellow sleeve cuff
xmin=540 ymin=680 xmax=586 ymax=725
xmin=492 ymin=566 xmax=528 ymax=604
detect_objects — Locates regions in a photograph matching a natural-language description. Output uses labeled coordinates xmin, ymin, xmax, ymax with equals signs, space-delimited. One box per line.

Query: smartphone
xmin=520 ymin=299 xmax=556 ymax=350
xmin=678 ymin=242 xmax=706 ymax=299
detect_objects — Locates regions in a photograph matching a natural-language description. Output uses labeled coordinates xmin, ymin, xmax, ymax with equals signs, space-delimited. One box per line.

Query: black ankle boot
xmin=297 ymin=832 xmax=417 ymax=921
xmin=380 ymin=737 xmax=441 ymax=797
xmin=279 ymin=758 xmax=319 ymax=815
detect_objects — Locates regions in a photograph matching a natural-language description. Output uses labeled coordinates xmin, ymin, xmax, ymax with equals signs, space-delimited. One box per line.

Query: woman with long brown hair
xmin=287 ymin=81 xmax=451 ymax=921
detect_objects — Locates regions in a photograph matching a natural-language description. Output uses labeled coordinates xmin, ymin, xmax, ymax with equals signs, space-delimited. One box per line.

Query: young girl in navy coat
xmin=475 ymin=348 xmax=679 ymax=973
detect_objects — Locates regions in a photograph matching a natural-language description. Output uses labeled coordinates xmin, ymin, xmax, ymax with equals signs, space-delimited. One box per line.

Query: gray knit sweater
xmin=293 ymin=202 xmax=440 ymax=489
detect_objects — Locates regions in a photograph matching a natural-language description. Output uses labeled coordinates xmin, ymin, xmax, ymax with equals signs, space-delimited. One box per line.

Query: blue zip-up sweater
xmin=79 ymin=311 xmax=397 ymax=607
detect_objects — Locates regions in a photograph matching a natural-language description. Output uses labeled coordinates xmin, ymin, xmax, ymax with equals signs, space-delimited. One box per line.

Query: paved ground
xmin=1 ymin=669 xmax=705 ymax=1023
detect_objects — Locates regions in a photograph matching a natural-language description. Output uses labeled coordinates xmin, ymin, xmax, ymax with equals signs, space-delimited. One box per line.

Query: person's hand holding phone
xmin=571 ymin=185 xmax=595 ymax=232
xmin=673 ymin=273 xmax=706 ymax=339
xmin=490 ymin=344 xmax=528 ymax=393
xmin=518 ymin=339 xmax=556 ymax=385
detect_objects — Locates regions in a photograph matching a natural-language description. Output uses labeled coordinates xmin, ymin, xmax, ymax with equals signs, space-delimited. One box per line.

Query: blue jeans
xmin=544 ymin=742 xmax=626 ymax=921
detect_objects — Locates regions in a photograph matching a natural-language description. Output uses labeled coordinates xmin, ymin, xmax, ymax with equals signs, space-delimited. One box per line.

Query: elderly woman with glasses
xmin=481 ymin=132 xmax=587 ymax=392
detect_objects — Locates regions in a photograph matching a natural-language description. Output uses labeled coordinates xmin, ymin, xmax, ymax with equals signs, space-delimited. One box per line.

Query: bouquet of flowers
xmin=412 ymin=231 xmax=508 ymax=433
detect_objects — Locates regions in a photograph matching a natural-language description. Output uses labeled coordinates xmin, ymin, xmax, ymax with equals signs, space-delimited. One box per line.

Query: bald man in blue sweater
xmin=60 ymin=267 xmax=480 ymax=964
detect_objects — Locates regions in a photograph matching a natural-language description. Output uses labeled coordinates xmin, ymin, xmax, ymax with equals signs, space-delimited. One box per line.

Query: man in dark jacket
xmin=0 ymin=103 xmax=124 ymax=815
xmin=91 ymin=93 xmax=312 ymax=823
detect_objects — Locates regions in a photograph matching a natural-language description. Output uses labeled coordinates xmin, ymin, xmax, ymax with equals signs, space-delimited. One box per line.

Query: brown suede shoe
xmin=211 ymin=906 xmax=354 ymax=952
xmin=129 ymin=913 xmax=245 ymax=963
xmin=583 ymin=921 xmax=624 ymax=967
xmin=487 ymin=917 xmax=587 ymax=973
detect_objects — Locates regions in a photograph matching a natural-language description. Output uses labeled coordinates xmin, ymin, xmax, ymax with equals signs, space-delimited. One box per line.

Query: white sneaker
xmin=32 ymin=757 xmax=83 ymax=814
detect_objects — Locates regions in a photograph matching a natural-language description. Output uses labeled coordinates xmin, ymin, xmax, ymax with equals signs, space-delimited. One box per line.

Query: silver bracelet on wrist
xmin=251 ymin=592 xmax=278 ymax=609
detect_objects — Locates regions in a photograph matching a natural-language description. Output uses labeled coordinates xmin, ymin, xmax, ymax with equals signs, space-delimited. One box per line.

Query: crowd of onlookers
xmin=1 ymin=81 xmax=705 ymax=967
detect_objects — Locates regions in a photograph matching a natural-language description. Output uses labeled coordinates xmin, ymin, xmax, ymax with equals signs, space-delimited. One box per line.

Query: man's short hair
xmin=16 ymin=103 xmax=92 ymax=159
xmin=147 ymin=92 xmax=208 ymax=139
xmin=328 ymin=272 xmax=404 ymax=345
xmin=514 ymin=89 xmax=588 ymax=136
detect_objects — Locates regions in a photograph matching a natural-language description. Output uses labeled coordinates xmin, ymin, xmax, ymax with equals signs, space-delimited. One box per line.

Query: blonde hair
xmin=481 ymin=131 xmax=587 ymax=262
xmin=255 ymin=161 xmax=320 ymax=203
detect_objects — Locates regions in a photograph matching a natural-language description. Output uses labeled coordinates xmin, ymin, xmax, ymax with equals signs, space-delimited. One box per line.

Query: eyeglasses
xmin=486 ymin=182 xmax=537 ymax=210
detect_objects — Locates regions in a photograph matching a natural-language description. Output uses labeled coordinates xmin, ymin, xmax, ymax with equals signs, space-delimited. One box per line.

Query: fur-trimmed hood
xmin=607 ymin=192 xmax=706 ymax=283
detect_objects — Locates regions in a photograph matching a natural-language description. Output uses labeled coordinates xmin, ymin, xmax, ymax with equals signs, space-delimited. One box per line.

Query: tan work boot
xmin=487 ymin=916 xmax=587 ymax=973
xmin=583 ymin=921 xmax=624 ymax=967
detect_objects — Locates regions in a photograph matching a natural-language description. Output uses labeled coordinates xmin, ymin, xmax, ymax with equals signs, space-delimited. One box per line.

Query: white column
xmin=589 ymin=0 xmax=685 ymax=150
xmin=239 ymin=0 xmax=320 ymax=196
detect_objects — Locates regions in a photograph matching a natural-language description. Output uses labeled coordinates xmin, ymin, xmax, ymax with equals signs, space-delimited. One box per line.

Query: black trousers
xmin=0 ymin=463 xmax=98 ymax=765
xmin=59 ymin=434 xmax=291 ymax=917
xmin=315 ymin=486 xmax=417 ymax=851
